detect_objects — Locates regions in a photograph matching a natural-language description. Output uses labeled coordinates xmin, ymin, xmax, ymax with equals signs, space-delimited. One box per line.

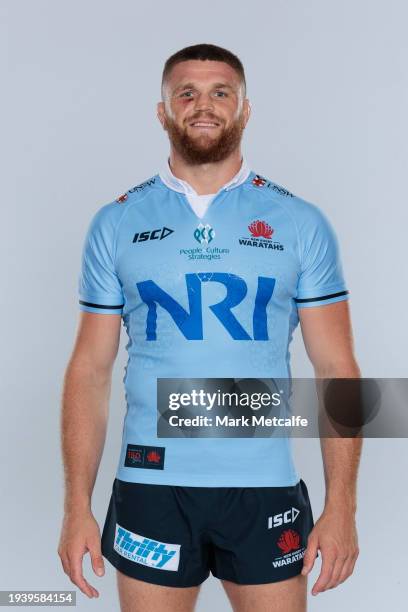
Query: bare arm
xmin=58 ymin=312 xmax=122 ymax=598
xmin=298 ymin=300 xmax=361 ymax=594
xmin=299 ymin=299 xmax=362 ymax=510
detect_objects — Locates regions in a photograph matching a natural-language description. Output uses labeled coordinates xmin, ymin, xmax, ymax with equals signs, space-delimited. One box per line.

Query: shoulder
xmin=89 ymin=173 xmax=161 ymax=229
xmin=247 ymin=171 xmax=331 ymax=229
xmin=114 ymin=173 xmax=161 ymax=205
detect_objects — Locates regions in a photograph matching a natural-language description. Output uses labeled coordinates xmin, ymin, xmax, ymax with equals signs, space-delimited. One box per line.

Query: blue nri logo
xmin=137 ymin=272 xmax=276 ymax=340
xmin=114 ymin=523 xmax=181 ymax=571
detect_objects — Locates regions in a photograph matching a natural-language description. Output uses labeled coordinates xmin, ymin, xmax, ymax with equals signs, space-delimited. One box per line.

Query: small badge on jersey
xmin=252 ymin=174 xmax=267 ymax=187
xmin=125 ymin=444 xmax=165 ymax=470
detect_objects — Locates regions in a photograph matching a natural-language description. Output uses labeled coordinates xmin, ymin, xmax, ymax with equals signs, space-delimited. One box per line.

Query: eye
xmin=214 ymin=91 xmax=227 ymax=97
xmin=180 ymin=91 xmax=194 ymax=98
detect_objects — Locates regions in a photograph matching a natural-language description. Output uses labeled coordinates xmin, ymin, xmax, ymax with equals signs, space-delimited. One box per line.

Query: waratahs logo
xmin=239 ymin=219 xmax=284 ymax=251
xmin=277 ymin=529 xmax=301 ymax=554
xmin=114 ymin=523 xmax=181 ymax=571
xmin=249 ymin=220 xmax=274 ymax=239
xmin=194 ymin=223 xmax=215 ymax=245
xmin=146 ymin=450 xmax=161 ymax=464
xmin=272 ymin=529 xmax=305 ymax=568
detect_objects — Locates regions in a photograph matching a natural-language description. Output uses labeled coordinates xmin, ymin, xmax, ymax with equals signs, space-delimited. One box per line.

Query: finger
xmin=71 ymin=569 xmax=99 ymax=599
xmin=301 ymin=539 xmax=319 ymax=575
xmin=311 ymin=551 xmax=337 ymax=595
xmin=337 ymin=550 xmax=359 ymax=585
xmin=68 ymin=553 xmax=98 ymax=599
xmin=59 ymin=553 xmax=70 ymax=576
xmin=89 ymin=541 xmax=105 ymax=578
xmin=326 ymin=556 xmax=348 ymax=589
xmin=336 ymin=559 xmax=353 ymax=586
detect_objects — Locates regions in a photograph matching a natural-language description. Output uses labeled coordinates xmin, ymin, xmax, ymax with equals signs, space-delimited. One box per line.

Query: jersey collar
xmin=159 ymin=156 xmax=251 ymax=196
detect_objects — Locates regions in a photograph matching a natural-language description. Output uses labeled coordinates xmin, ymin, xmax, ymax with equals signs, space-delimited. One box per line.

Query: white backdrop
xmin=2 ymin=0 xmax=407 ymax=609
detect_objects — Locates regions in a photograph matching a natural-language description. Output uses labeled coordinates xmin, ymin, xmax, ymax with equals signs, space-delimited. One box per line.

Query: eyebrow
xmin=174 ymin=82 xmax=234 ymax=93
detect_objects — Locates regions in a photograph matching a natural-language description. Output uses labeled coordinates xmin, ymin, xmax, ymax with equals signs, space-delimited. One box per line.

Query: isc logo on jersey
xmin=267 ymin=507 xmax=300 ymax=529
xmin=114 ymin=523 xmax=181 ymax=571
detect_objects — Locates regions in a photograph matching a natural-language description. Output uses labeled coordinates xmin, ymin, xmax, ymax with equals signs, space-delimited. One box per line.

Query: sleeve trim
xmin=79 ymin=300 xmax=124 ymax=309
xmin=294 ymin=290 xmax=349 ymax=304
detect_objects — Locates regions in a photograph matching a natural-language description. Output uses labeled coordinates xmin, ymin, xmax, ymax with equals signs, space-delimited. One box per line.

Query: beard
xmin=163 ymin=111 xmax=245 ymax=165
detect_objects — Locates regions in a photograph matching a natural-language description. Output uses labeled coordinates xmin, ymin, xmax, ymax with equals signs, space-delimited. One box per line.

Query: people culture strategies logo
xmin=194 ymin=223 xmax=215 ymax=245
xmin=272 ymin=529 xmax=305 ymax=568
xmin=114 ymin=523 xmax=181 ymax=571
xmin=179 ymin=223 xmax=230 ymax=261
xmin=239 ymin=219 xmax=284 ymax=251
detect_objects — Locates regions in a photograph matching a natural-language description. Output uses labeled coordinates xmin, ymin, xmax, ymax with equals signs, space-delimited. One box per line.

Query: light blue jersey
xmin=78 ymin=169 xmax=349 ymax=486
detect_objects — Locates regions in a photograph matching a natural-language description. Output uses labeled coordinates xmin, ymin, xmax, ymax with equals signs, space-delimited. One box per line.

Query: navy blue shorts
xmin=101 ymin=478 xmax=315 ymax=587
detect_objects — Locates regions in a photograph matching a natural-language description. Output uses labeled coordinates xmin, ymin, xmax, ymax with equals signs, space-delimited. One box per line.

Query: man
xmin=58 ymin=44 xmax=361 ymax=611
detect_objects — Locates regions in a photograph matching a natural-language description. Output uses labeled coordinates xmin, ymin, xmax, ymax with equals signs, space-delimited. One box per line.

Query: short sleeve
xmin=78 ymin=203 xmax=125 ymax=314
xmin=295 ymin=205 xmax=349 ymax=308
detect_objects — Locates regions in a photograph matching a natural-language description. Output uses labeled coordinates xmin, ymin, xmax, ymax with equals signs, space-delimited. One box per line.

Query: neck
xmin=168 ymin=148 xmax=243 ymax=195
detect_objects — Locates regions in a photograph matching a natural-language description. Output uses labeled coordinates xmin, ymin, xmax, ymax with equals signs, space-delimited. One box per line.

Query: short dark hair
xmin=161 ymin=43 xmax=246 ymax=99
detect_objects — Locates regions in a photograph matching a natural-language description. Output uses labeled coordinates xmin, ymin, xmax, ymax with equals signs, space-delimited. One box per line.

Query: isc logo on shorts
xmin=114 ymin=523 xmax=181 ymax=571
xmin=267 ymin=507 xmax=300 ymax=529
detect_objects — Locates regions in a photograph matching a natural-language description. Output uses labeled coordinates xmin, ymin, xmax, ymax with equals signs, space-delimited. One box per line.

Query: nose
xmin=194 ymin=92 xmax=215 ymax=112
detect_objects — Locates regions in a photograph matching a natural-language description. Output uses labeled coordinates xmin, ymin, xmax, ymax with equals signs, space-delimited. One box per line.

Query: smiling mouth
xmin=189 ymin=121 xmax=220 ymax=128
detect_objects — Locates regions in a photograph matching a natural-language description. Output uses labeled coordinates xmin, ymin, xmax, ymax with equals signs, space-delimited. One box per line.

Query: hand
xmin=301 ymin=505 xmax=359 ymax=596
xmin=57 ymin=510 xmax=105 ymax=599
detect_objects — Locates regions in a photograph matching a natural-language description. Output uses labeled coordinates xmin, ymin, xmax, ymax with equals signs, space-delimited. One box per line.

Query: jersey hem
xmin=115 ymin=470 xmax=300 ymax=488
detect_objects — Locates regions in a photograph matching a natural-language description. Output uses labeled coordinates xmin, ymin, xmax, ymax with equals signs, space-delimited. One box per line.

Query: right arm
xmin=58 ymin=311 xmax=122 ymax=599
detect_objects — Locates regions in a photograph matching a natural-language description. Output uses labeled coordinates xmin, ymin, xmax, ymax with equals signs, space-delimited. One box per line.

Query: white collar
xmin=159 ymin=156 xmax=251 ymax=196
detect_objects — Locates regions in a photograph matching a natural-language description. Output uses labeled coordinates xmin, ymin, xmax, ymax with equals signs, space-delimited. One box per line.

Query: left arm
xmin=298 ymin=299 xmax=362 ymax=595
